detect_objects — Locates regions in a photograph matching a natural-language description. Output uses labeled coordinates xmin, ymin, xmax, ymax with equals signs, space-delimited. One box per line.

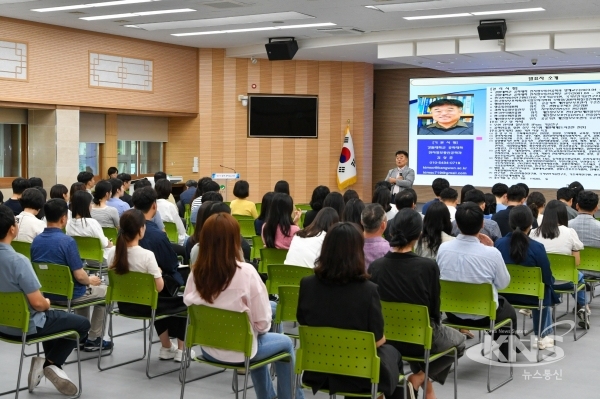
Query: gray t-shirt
xmin=0 ymin=242 xmax=45 ymax=335
xmin=91 ymin=206 xmax=120 ymax=228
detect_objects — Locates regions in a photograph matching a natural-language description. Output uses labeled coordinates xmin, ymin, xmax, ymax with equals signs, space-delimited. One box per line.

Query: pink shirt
xmin=183 ymin=261 xmax=271 ymax=362
xmin=261 ymin=224 xmax=300 ymax=250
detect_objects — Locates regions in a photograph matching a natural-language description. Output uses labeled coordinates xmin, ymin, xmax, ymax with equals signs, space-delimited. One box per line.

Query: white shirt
xmin=106 ymin=245 xmax=162 ymax=279
xmin=66 ymin=217 xmax=110 ymax=259
xmin=15 ymin=211 xmax=46 ymax=243
xmin=284 ymin=232 xmax=326 ymax=268
xmin=447 ymin=205 xmax=457 ymax=222
xmin=530 ymin=225 xmax=584 ymax=255
xmin=386 ymin=207 xmax=398 ymax=221
xmin=156 ymin=198 xmax=186 ymax=245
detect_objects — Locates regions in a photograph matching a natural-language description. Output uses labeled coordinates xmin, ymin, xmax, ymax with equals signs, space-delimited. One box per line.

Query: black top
xmin=139 ymin=220 xmax=183 ymax=285
xmin=492 ymin=205 xmax=539 ymax=237
xmin=370 ymin=251 xmax=441 ymax=324
xmin=303 ymin=210 xmax=318 ymax=229
xmin=121 ymin=192 xmax=134 ymax=208
xmin=254 ymin=218 xmax=264 ymax=236
xmin=4 ymin=199 xmax=22 ymax=216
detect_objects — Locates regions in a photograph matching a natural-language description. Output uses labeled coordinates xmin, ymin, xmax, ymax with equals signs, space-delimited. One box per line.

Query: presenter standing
xmin=385 ymin=150 xmax=415 ymax=196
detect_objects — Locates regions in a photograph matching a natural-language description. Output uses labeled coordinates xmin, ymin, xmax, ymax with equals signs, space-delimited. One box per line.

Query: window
xmin=117 ymin=140 xmax=163 ymax=177
xmin=0 ymin=124 xmax=24 ymax=177
xmin=79 ymin=142 xmax=100 ymax=175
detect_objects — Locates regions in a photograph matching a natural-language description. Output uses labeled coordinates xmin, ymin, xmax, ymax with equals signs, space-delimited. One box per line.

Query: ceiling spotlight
xmin=250 ymin=57 xmax=258 ymax=64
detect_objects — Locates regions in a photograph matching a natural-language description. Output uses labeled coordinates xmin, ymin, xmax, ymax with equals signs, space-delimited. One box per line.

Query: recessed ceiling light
xmin=437 ymin=61 xmax=454 ymax=64
xmin=471 ymin=7 xmax=545 ymax=16
xmin=32 ymin=0 xmax=160 ymax=12
xmin=172 ymin=22 xmax=335 ymax=37
xmin=81 ymin=8 xmax=195 ymax=20
xmin=365 ymin=5 xmax=382 ymax=11
xmin=404 ymin=13 xmax=471 ymax=20
xmin=124 ymin=24 xmax=141 ymax=28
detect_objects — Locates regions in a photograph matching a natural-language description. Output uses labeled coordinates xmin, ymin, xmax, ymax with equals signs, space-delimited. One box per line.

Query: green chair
xmin=236 ymin=219 xmax=256 ymax=240
xmin=72 ymin=236 xmax=104 ymax=274
xmin=440 ymin=280 xmax=513 ymax=392
xmin=381 ymin=302 xmax=458 ymax=399
xmin=251 ymin=236 xmax=263 ymax=262
xmin=0 ymin=292 xmax=83 ymax=399
xmin=101 ymin=227 xmax=118 ymax=244
xmin=255 ymin=203 xmax=261 ymax=215
xmin=97 ymin=270 xmax=185 ymax=379
xmin=266 ymin=264 xmax=313 ymax=295
xmin=275 ymin=286 xmax=301 ymax=339
xmin=233 ymin=214 xmax=254 ymax=221
xmin=547 ymin=253 xmax=588 ymax=340
xmin=259 ymin=248 xmax=288 ymax=275
xmin=579 ymin=247 xmax=600 ymax=303
xmin=11 ymin=241 xmax=31 ymax=260
xmin=179 ymin=305 xmax=291 ymax=399
xmin=299 ymin=212 xmax=306 ymax=229
xmin=184 ymin=204 xmax=194 ymax=236
xmin=295 ymin=204 xmax=311 ymax=212
xmin=294 ymin=326 xmax=405 ymax=399
xmin=163 ymin=222 xmax=178 ymax=244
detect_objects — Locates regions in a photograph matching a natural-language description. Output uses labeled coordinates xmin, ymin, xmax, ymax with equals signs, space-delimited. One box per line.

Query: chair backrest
xmin=0 ymin=292 xmax=30 ymax=333
xmin=296 ymin=204 xmax=311 ymax=212
xmin=299 ymin=212 xmax=306 ymax=229
xmin=380 ymin=301 xmax=433 ymax=350
xmin=296 ymin=326 xmax=380 ymax=383
xmin=32 ymin=263 xmax=74 ymax=299
xmin=267 ymin=264 xmax=313 ymax=295
xmin=163 ymin=222 xmax=178 ymax=243
xmin=237 ymin=219 xmax=255 ymax=239
xmin=259 ymin=248 xmax=288 ymax=274
xmin=547 ymin=253 xmax=578 ymax=283
xmin=102 ymin=227 xmax=118 ymax=243
xmin=233 ymin=214 xmax=254 ymax=221
xmin=72 ymin=236 xmax=103 ymax=262
xmin=252 ymin=236 xmax=264 ymax=259
xmin=255 ymin=203 xmax=261 ymax=215
xmin=11 ymin=240 xmax=31 ymax=260
xmin=499 ymin=265 xmax=545 ymax=300
xmin=186 ymin=305 xmax=253 ymax=357
xmin=440 ymin=280 xmax=497 ymax=320
xmin=275 ymin=285 xmax=300 ymax=324
xmin=579 ymin=247 xmax=600 ymax=273
xmin=106 ymin=269 xmax=159 ymax=309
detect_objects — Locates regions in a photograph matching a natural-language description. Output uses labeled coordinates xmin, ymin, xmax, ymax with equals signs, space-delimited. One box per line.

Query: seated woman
xmin=341 ymin=198 xmax=365 ymax=226
xmin=303 ymin=186 xmax=330 ymax=228
xmin=373 ymin=186 xmax=396 ymax=221
xmin=15 ymin=188 xmax=46 ymax=243
xmin=414 ymin=201 xmax=454 ymax=260
xmin=322 ymin=192 xmax=345 ymax=220
xmin=107 ymin=210 xmax=191 ymax=361
xmin=530 ymin=200 xmax=588 ymax=326
xmin=50 ymin=184 xmax=69 ymax=201
xmin=284 ymin=207 xmax=339 ymax=268
xmin=370 ymin=208 xmax=465 ymax=399
xmin=155 ymin=178 xmax=187 ymax=246
xmin=90 ymin=180 xmax=119 ymax=228
xmin=527 ymin=192 xmax=546 ymax=227
xmin=262 ymin=193 xmax=301 ymax=250
xmin=183 ymin=213 xmax=303 ymax=399
xmin=230 ymin=180 xmax=258 ymax=218
xmin=254 ymin=192 xmax=274 ymax=236
xmin=297 ymin=222 xmax=404 ymax=399
xmin=495 ymin=206 xmax=559 ymax=349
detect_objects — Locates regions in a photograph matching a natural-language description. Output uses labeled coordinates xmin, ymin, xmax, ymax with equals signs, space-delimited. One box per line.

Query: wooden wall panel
xmin=167 ymin=52 xmax=374 ymax=204
xmin=0 ymin=17 xmax=197 ymax=114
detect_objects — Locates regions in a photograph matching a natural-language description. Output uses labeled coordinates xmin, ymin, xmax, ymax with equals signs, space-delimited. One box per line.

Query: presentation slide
xmin=409 ymin=73 xmax=600 ymax=189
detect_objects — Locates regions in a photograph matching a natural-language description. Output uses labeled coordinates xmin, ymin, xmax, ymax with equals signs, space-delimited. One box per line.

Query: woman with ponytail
xmin=90 ymin=180 xmax=119 ymax=228
xmin=370 ymin=209 xmax=465 ymax=399
xmin=107 ymin=209 xmax=191 ymax=362
xmin=527 ymin=191 xmax=546 ymax=227
xmin=494 ymin=206 xmax=559 ymax=349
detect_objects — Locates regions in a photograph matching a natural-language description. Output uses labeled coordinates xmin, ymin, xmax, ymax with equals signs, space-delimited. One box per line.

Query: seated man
xmin=15 ymin=188 xmax=46 ymax=243
xmin=31 ymin=199 xmax=112 ymax=352
xmin=132 ymin=186 xmax=185 ymax=285
xmin=4 ymin=177 xmax=30 ymax=216
xmin=0 ymin=204 xmax=90 ymax=395
xmin=437 ymin=202 xmax=517 ymax=361
xmin=106 ymin=178 xmax=131 ymax=217
xmin=492 ymin=185 xmax=538 ymax=237
xmin=361 ymin=204 xmax=390 ymax=271
xmin=421 ymin=178 xmax=450 ymax=215
xmin=491 ymin=183 xmax=508 ymax=213
xmin=116 ymin=173 xmax=134 ymax=208
xmin=557 ymin=187 xmax=579 ymax=220
xmin=451 ymin=189 xmax=502 ymax=243
xmin=440 ymin=187 xmax=458 ymax=222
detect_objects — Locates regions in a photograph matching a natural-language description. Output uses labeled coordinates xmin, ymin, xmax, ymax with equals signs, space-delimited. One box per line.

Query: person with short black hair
xmin=0 ymin=204 xmax=90 ymax=395
xmin=304 ymin=185 xmax=330 ymax=228
xmin=418 ymin=98 xmax=473 ymax=136
xmin=273 ymin=180 xmax=290 ymax=195
xmin=422 ymin=178 xmax=450 ymax=215
xmin=132 ymin=179 xmax=165 ymax=231
xmin=106 ymin=178 xmax=130 ymax=216
xmin=190 ymin=180 xmax=220 ymax=224
xmin=385 ymin=150 xmax=415 ymax=195
xmin=361 ymin=203 xmax=390 ymax=270
xmin=178 ymin=179 xmax=197 ymax=208
xmin=76 ymin=171 xmax=95 ymax=192
xmin=570 ymin=191 xmax=600 ymax=249
xmin=230 ymin=180 xmax=258 ymax=218
xmin=49 ymin=184 xmax=68 ymax=201
xmin=557 ymin=187 xmax=579 ymax=220
xmin=5 ymin=177 xmax=30 ymax=216
xmin=451 ymin=189 xmax=501 ymax=242
xmin=285 ymin=207 xmax=339 ymax=268
xmin=341 ymin=198 xmax=365 ymax=227
xmin=132 ymin=187 xmax=184 ymax=285
xmin=342 ymin=189 xmax=359 ymax=204
xmin=28 ymin=177 xmax=43 ymax=188
xmin=516 ymin=183 xmax=529 ymax=198
xmin=394 ymin=191 xmax=416 ymax=211
xmin=492 ymin=183 xmax=509 ymax=213
xmin=459 ymin=185 xmax=474 ymax=204
xmin=155 ymin=178 xmax=187 ymax=245
xmin=15 ymin=188 xmax=46 ymax=243
xmin=440 ymin=187 xmax=458 ymax=221
xmin=116 ymin=173 xmax=133 ymax=207
xmin=107 ymin=167 xmax=118 ymax=179
xmin=437 ymin=202 xmax=517 ymax=361
xmin=90 ymin=180 xmax=120 ymax=228
xmin=492 ymin=185 xmax=534 ymax=237
xmin=153 ymin=172 xmax=176 ymax=205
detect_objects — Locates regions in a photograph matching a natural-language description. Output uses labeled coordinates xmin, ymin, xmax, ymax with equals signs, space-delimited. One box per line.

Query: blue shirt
xmin=31 ymin=227 xmax=86 ymax=300
xmin=496 ymin=203 xmax=508 ymax=213
xmin=180 ymin=188 xmax=196 ymax=206
xmin=421 ymin=198 xmax=439 ymax=215
xmin=139 ymin=220 xmax=183 ymax=285
xmin=495 ymin=234 xmax=559 ymax=306
xmin=106 ymin=197 xmax=131 ymax=217
xmin=152 ymin=210 xmax=165 ymax=231
xmin=0 ymin=243 xmax=45 ymax=335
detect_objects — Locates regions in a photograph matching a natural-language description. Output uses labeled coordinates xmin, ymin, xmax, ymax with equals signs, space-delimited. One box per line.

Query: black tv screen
xmin=248 ymin=95 xmax=318 ymax=138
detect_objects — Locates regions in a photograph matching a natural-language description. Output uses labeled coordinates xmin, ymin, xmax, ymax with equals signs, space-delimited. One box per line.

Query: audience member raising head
xmin=422 ymin=178 xmax=450 ymax=215
xmin=285 ymin=207 xmax=339 ymax=268
xmin=50 ymin=184 xmax=68 ymax=200
xmin=230 ymin=180 xmax=258 ymax=219
xmin=460 ymin=184 xmax=475 ymax=204
xmin=372 ymin=186 xmax=395 ymax=221
xmin=323 ymin=192 xmax=345 ymax=220
xmin=527 ymin=192 xmax=546 ymax=226
xmin=304 ymin=185 xmax=330 ymax=228
xmin=343 ymin=189 xmax=359 ymax=204
xmin=262 ymin=193 xmax=301 ymax=250
xmin=361 ymin=203 xmax=390 ymax=271
xmin=415 ymin=201 xmax=453 ymax=260
xmin=107 ymin=178 xmax=130 ymax=216
xmin=341 ymin=198 xmax=365 ymax=226
xmin=570 ymin=191 xmax=600 ymax=250
xmin=90 ymin=180 xmax=119 ymax=228
xmin=15 ymin=188 xmax=46 ymax=243
xmin=274 ymin=180 xmax=290 ymax=195
xmin=255 ymin=191 xmax=274 ymax=236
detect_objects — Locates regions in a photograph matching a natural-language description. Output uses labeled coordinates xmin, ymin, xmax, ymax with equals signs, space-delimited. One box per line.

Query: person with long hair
xmin=262 ymin=193 xmax=301 ymax=250
xmin=494 ymin=206 xmax=559 ymax=349
xmin=68 ymin=182 xmax=86 ymax=210
xmin=296 ymin=222 xmax=404 ymax=399
xmin=415 ymin=201 xmax=454 ymax=260
xmin=254 ymin=191 xmax=274 ymax=236
xmin=90 ymin=180 xmax=119 ymax=228
xmin=323 ymin=192 xmax=345 ymax=220
xmin=527 ymin=191 xmax=546 ymax=227
xmin=370 ymin=209 xmax=465 ymax=399
xmin=372 ymin=186 xmax=395 ymax=221
xmin=274 ymin=180 xmax=290 ymax=195
xmin=303 ymin=185 xmax=330 ymax=228
xmin=530 ymin=199 xmax=589 ymax=326
xmin=183 ymin=213 xmax=304 ymax=399
xmin=484 ymin=192 xmax=497 ymax=217
xmin=107 ymin=209 xmax=191 ymax=361
xmin=284 ymin=207 xmax=339 ymax=268
xmin=341 ymin=198 xmax=365 ymax=226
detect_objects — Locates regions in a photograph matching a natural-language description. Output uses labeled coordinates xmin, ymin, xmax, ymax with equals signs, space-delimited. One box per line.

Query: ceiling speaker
xmin=265 ymin=37 xmax=298 ymax=61
xmin=477 ymin=19 xmax=507 ymax=41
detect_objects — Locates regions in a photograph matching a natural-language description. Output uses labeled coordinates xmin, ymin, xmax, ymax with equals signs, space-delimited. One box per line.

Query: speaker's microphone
xmin=220 ymin=164 xmax=237 ymax=173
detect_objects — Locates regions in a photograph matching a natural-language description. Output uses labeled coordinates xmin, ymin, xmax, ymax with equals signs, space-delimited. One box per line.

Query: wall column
xmin=28 ymin=109 xmax=57 ymax=186
xmin=56 ymin=109 xmax=80 ymax=186
xmin=101 ymin=114 xmax=118 ymax=177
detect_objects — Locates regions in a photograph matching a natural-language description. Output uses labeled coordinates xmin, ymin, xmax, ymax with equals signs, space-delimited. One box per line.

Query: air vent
xmin=317 ymin=27 xmax=365 ymax=35
xmin=114 ymin=20 xmax=131 ymax=23
xmin=68 ymin=11 xmax=86 ymax=14
xmin=203 ymin=1 xmax=248 ymax=9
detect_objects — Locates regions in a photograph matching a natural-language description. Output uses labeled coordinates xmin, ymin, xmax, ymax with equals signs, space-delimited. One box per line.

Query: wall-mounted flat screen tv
xmin=248 ymin=94 xmax=318 ymax=138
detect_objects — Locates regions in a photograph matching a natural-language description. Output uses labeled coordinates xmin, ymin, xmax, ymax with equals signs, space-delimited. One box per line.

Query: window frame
xmin=0 ymin=124 xmax=27 ymax=188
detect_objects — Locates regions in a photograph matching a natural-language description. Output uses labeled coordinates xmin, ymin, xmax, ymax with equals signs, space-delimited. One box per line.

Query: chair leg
xmin=145 ymin=312 xmax=182 ymax=379
xmin=242 ymin=358 xmax=250 ymax=399
xmin=370 ymin=383 xmax=378 ymax=399
xmin=98 ymin=313 xmax=148 ymax=371
xmin=72 ymin=334 xmax=83 ymax=399
xmin=179 ymin=348 xmax=190 ymax=399
xmin=453 ymin=348 xmax=458 ymax=399
xmin=574 ymin=287 xmax=589 ymax=341
xmin=423 ymin=350 xmax=430 ymax=399
xmin=487 ymin=320 xmax=514 ymax=392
